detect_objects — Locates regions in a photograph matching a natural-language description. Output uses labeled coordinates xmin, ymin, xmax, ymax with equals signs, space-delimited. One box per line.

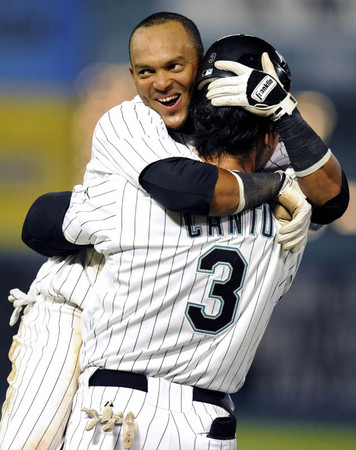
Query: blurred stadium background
xmin=0 ymin=1 xmax=355 ymax=447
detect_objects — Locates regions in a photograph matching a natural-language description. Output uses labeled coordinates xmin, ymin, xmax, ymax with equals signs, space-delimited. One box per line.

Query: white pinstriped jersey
xmin=63 ymin=96 xmax=305 ymax=394
xmin=0 ymin=249 xmax=104 ymax=449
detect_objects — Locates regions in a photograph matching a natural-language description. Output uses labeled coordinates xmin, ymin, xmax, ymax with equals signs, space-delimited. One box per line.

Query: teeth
xmin=158 ymin=95 xmax=179 ymax=103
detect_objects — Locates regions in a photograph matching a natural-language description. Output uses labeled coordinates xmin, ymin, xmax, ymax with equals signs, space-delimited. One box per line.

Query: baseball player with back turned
xmin=1 ymin=12 xmax=348 ymax=450
xmin=51 ymin=39 xmax=312 ymax=450
xmin=21 ymin=29 xmax=347 ymax=450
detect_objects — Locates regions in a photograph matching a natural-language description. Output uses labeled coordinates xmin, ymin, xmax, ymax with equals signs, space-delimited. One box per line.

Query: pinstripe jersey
xmin=0 ymin=249 xmax=105 ymax=449
xmin=63 ymin=95 xmax=305 ymax=394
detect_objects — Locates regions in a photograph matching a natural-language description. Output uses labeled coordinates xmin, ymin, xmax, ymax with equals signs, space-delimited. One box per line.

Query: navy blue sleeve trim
xmin=311 ymin=171 xmax=350 ymax=224
xmin=139 ymin=157 xmax=219 ymax=215
xmin=22 ymin=191 xmax=92 ymax=257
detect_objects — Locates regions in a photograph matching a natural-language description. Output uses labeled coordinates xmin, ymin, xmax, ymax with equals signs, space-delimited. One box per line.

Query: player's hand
xmin=273 ymin=173 xmax=311 ymax=253
xmin=206 ymin=55 xmax=297 ymax=121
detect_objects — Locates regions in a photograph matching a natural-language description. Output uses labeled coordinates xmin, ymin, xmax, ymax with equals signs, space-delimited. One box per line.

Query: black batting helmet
xmin=197 ymin=34 xmax=292 ymax=92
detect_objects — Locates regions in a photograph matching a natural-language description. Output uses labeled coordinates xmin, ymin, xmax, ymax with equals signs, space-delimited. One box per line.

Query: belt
xmin=89 ymin=369 xmax=228 ymax=410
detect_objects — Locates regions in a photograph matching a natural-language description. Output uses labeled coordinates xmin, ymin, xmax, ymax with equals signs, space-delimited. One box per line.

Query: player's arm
xmin=22 ymin=175 xmax=124 ymax=256
xmin=206 ymin=57 xmax=349 ymax=223
xmin=139 ymin=156 xmax=289 ymax=215
xmin=22 ymin=160 xmax=308 ymax=255
xmin=22 ymin=191 xmax=93 ymax=257
xmin=274 ymin=111 xmax=349 ymax=224
xmin=22 ymin=165 xmax=283 ymax=254
xmin=140 ymin=157 xmax=311 ymax=253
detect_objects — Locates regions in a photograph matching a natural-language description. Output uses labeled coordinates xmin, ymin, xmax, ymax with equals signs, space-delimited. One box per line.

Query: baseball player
xmin=58 ymin=97 xmax=306 ymax=448
xmin=23 ymin=14 xmax=348 ymax=258
xmin=0 ymin=16 xmax=309 ymax=449
xmin=22 ymin=35 xmax=343 ymax=450
xmin=1 ymin=14 xmax=348 ymax=450
xmin=57 ymin=32 xmax=346 ymax=448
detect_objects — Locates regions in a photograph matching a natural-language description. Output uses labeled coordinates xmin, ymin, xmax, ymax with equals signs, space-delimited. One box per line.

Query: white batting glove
xmin=8 ymin=288 xmax=36 ymax=326
xmin=261 ymin=52 xmax=282 ymax=85
xmin=206 ymin=57 xmax=297 ymax=121
xmin=273 ymin=173 xmax=311 ymax=253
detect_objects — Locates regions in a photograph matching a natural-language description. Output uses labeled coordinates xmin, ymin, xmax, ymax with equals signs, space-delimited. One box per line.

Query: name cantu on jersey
xmin=183 ymin=203 xmax=276 ymax=239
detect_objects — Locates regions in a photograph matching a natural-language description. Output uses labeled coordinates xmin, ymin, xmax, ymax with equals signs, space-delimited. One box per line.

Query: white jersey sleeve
xmin=84 ymin=96 xmax=201 ymax=186
xmin=63 ymin=176 xmax=124 ymax=251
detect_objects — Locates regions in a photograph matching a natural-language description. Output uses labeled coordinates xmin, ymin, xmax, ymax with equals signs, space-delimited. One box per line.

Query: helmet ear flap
xmin=196 ymin=34 xmax=292 ymax=92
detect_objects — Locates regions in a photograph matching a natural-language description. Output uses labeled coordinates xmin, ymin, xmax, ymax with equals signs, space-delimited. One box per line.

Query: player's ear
xmin=263 ymin=131 xmax=271 ymax=147
xmin=265 ymin=125 xmax=279 ymax=149
xmin=197 ymin=52 xmax=206 ymax=70
xmin=129 ymin=66 xmax=138 ymax=87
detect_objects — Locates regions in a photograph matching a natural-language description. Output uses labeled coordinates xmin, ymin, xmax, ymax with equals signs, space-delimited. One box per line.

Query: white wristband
xmin=294 ymin=148 xmax=332 ymax=177
xmin=229 ymin=170 xmax=245 ymax=214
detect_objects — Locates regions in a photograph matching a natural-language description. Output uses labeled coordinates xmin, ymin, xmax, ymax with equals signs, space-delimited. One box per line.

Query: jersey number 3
xmin=185 ymin=245 xmax=247 ymax=335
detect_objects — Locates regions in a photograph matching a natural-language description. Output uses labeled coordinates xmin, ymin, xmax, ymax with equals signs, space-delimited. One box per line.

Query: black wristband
xmin=232 ymin=171 xmax=283 ymax=211
xmin=276 ymin=109 xmax=331 ymax=176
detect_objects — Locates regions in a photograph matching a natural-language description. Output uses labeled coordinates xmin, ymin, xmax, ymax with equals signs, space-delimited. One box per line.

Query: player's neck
xmin=202 ymin=153 xmax=255 ymax=173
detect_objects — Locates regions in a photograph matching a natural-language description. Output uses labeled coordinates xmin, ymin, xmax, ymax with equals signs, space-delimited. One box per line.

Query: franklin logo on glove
xmin=251 ymin=76 xmax=277 ymax=102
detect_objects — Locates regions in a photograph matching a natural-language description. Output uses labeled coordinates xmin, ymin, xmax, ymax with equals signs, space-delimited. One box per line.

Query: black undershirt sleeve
xmin=22 ymin=191 xmax=91 ymax=257
xmin=139 ymin=157 xmax=219 ymax=215
xmin=310 ymin=170 xmax=349 ymax=224
xmin=22 ymin=158 xmax=349 ymax=257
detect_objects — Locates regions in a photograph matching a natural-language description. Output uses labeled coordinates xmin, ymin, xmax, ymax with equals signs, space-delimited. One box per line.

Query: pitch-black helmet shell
xmin=197 ymin=34 xmax=292 ymax=92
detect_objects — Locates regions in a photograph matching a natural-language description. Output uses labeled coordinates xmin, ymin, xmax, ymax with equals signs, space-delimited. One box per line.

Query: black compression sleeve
xmin=139 ymin=157 xmax=218 ymax=215
xmin=22 ymin=191 xmax=91 ymax=257
xmin=310 ymin=170 xmax=350 ymax=224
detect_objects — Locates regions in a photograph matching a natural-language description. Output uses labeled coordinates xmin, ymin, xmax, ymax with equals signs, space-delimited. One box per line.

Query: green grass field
xmin=237 ymin=420 xmax=356 ymax=450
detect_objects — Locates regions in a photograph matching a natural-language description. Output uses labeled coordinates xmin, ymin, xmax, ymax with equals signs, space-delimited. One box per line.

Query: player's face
xmin=130 ymin=22 xmax=199 ymax=129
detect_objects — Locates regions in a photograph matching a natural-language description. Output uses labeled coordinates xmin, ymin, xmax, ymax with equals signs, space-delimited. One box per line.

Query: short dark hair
xmin=191 ymin=89 xmax=273 ymax=161
xmin=129 ymin=12 xmax=204 ymax=63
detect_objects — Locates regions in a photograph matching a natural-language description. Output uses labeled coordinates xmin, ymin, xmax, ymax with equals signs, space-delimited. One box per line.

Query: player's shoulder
xmin=102 ymin=95 xmax=161 ymax=121
xmin=97 ymin=95 xmax=165 ymax=133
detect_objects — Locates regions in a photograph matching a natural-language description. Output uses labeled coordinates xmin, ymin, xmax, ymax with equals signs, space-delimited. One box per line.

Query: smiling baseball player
xmin=57 ymin=31 xmax=346 ymax=449
xmin=1 ymin=13 xmax=348 ymax=450
xmin=55 ymin=36 xmax=314 ymax=450
xmin=0 ymin=17 xmax=309 ymax=449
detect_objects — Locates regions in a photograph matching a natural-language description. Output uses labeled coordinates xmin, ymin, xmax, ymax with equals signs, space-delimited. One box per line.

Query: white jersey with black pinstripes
xmin=0 ymin=249 xmax=104 ymax=450
xmin=63 ymin=95 xmax=305 ymax=395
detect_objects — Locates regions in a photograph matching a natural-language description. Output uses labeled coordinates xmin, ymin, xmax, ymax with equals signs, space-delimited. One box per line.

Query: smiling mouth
xmin=156 ymin=95 xmax=181 ymax=108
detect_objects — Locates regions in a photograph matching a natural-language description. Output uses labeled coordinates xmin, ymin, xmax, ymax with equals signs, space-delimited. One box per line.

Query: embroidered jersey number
xmin=185 ymin=245 xmax=247 ymax=335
